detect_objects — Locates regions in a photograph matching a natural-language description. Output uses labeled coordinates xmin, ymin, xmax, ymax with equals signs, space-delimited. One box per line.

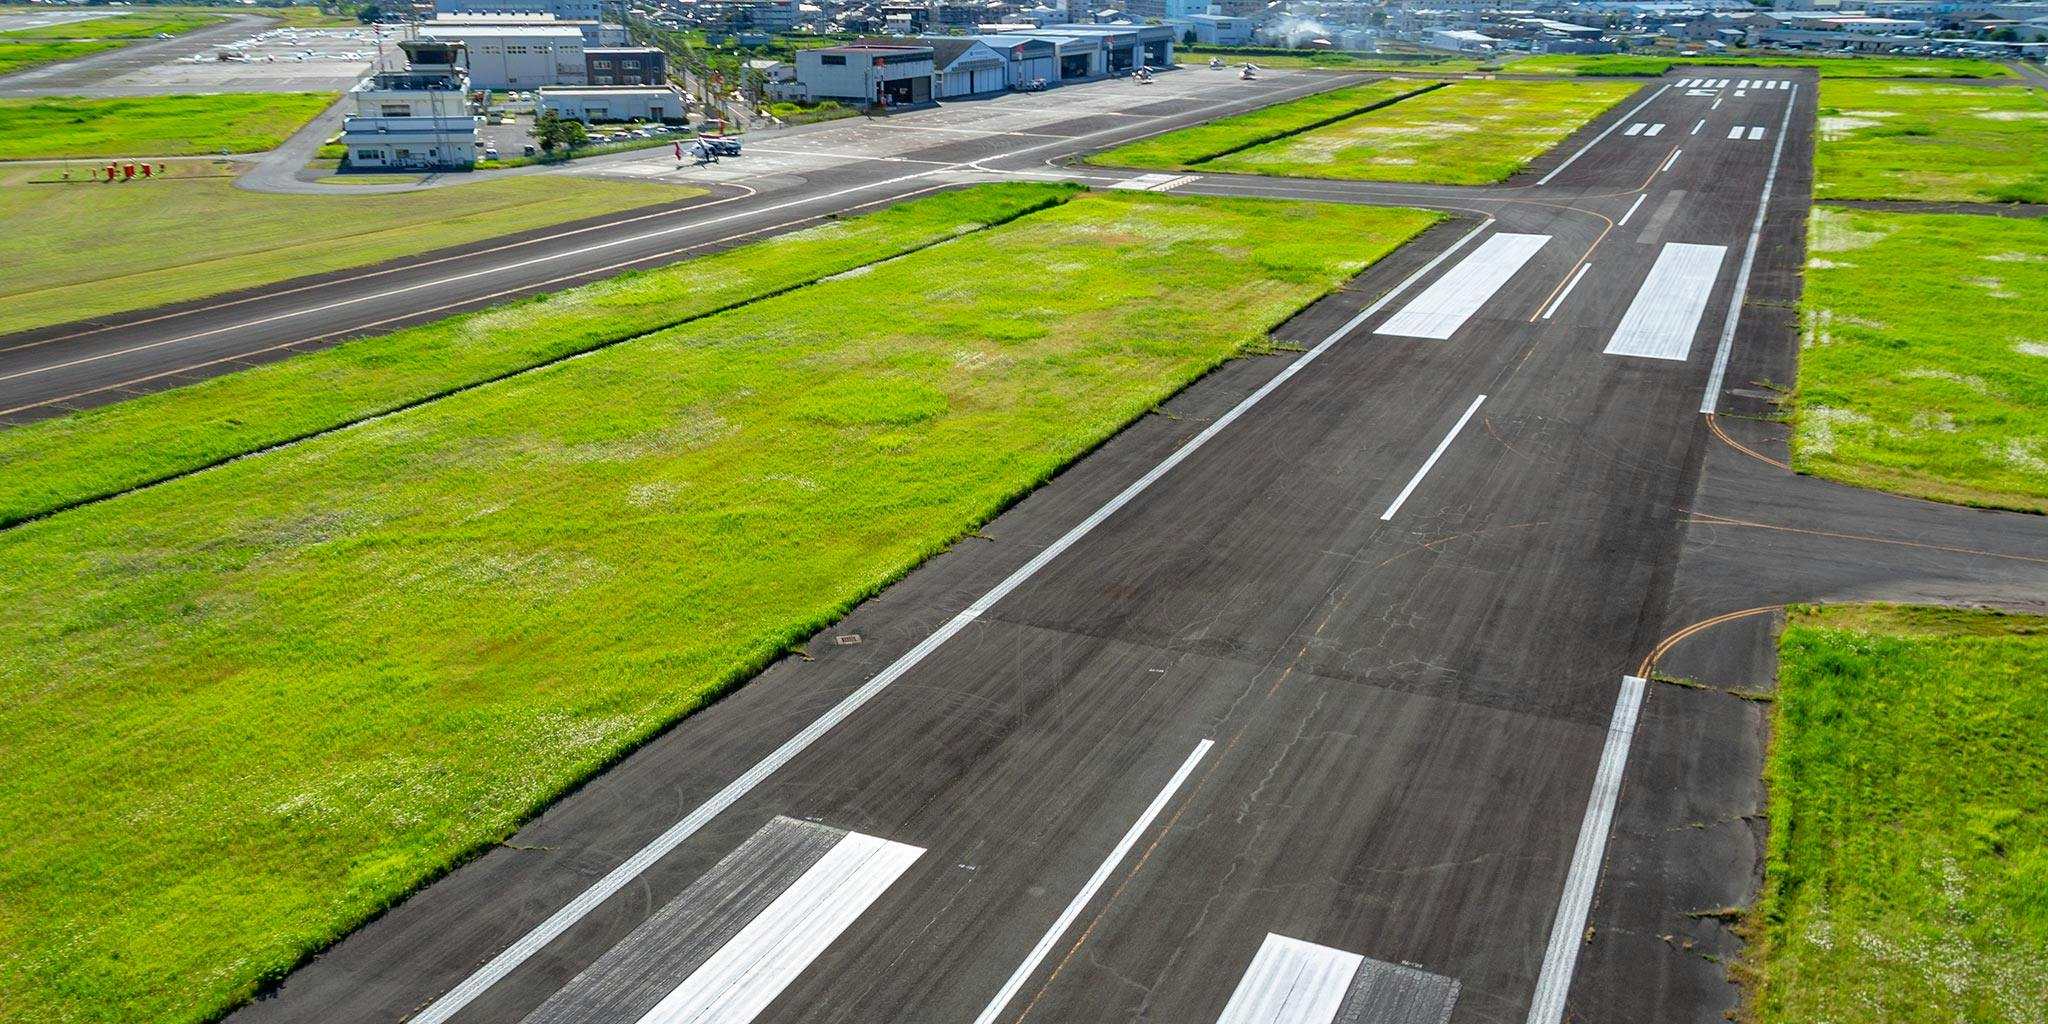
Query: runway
xmin=149 ymin=68 xmax=2040 ymax=1024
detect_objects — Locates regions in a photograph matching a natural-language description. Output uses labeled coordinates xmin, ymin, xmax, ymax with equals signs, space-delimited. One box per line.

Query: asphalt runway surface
xmin=16 ymin=67 xmax=2048 ymax=1024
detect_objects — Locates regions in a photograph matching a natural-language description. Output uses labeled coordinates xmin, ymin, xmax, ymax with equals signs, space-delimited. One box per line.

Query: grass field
xmin=1813 ymin=81 xmax=2048 ymax=203
xmin=1200 ymin=78 xmax=1638 ymax=184
xmin=0 ymin=191 xmax=1441 ymax=1024
xmin=0 ymin=8 xmax=225 ymax=39
xmin=0 ymin=163 xmax=687 ymax=336
xmin=1511 ymin=53 xmax=2013 ymax=78
xmin=0 ymin=93 xmax=337 ymax=160
xmin=1795 ymin=208 xmax=2048 ymax=512
xmin=0 ymin=183 xmax=1080 ymax=528
xmin=1756 ymin=604 xmax=2048 ymax=1024
xmin=1084 ymin=79 xmax=1435 ymax=169
xmin=0 ymin=38 xmax=123 ymax=75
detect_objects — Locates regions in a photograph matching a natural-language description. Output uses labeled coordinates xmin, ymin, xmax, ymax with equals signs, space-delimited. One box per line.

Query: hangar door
xmin=1015 ymin=54 xmax=1054 ymax=83
xmin=971 ymin=65 xmax=1004 ymax=93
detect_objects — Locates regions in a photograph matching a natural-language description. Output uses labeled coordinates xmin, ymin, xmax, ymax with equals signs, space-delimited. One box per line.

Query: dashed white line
xmin=1661 ymin=149 xmax=1683 ymax=172
xmin=1691 ymin=119 xmax=1705 ymax=135
xmin=1541 ymin=263 xmax=1593 ymax=321
xmin=1380 ymin=393 xmax=1487 ymax=521
xmin=1618 ymin=193 xmax=1647 ymax=227
xmin=970 ymin=739 xmax=1214 ymax=1024
xmin=1537 ymin=84 xmax=1672 ymax=186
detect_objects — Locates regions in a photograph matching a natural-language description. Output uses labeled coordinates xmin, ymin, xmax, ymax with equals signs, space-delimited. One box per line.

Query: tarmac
xmin=6 ymin=65 xmax=2046 ymax=1024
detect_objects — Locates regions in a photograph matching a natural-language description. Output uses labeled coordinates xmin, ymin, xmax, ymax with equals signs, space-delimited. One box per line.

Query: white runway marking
xmin=971 ymin=740 xmax=1214 ymax=1024
xmin=1215 ymin=935 xmax=1361 ymax=1024
xmin=1644 ymin=122 xmax=1665 ymax=137
xmin=635 ymin=832 xmax=922 ymax=1024
xmin=403 ymin=208 xmax=1497 ymax=1024
xmin=1536 ymin=84 xmax=1671 ymax=185
xmin=1623 ymin=122 xmax=1645 ymax=137
xmin=1691 ymin=119 xmax=1704 ymax=135
xmin=1380 ymin=393 xmax=1486 ymax=521
xmin=1617 ymin=194 xmax=1647 ymax=227
xmin=1735 ymin=89 xmax=1747 ymax=97
xmin=1375 ymin=233 xmax=1549 ymax=339
xmin=1604 ymin=242 xmax=1727 ymax=361
xmin=1541 ymin=263 xmax=1592 ymax=321
xmin=1711 ymin=97 xmax=1723 ymax=110
xmin=1661 ymin=149 xmax=1683 ymax=172
xmin=1727 ymin=124 xmax=1745 ymax=140
xmin=1703 ymin=84 xmax=1800 ymax=412
xmin=1738 ymin=79 xmax=1753 ymax=89
xmin=1748 ymin=126 xmax=1766 ymax=141
xmin=1524 ymin=676 xmax=1647 ymax=1024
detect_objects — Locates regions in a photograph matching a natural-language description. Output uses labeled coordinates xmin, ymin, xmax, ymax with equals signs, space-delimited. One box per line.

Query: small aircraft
xmin=1239 ymin=62 xmax=1260 ymax=80
xmin=1133 ymin=65 xmax=1154 ymax=84
xmin=1209 ymin=56 xmax=1226 ymax=70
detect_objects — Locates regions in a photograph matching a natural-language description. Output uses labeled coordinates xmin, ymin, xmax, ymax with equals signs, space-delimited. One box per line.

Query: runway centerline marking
xmin=400 ymin=218 xmax=1498 ymax=1024
xmin=1381 ymin=393 xmax=1486 ymax=521
xmin=971 ymin=739 xmax=1213 ymax=1024
xmin=1524 ymin=675 xmax=1648 ymax=1024
xmin=1616 ymin=194 xmax=1647 ymax=227
xmin=1541 ymin=263 xmax=1592 ymax=321
xmin=1660 ymin=149 xmax=1683 ymax=173
xmin=1536 ymin=84 xmax=1671 ymax=186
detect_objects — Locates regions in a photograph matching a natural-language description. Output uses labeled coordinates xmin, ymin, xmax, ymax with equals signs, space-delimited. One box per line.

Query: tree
xmin=534 ymin=109 xmax=587 ymax=154
xmin=356 ymin=4 xmax=382 ymax=24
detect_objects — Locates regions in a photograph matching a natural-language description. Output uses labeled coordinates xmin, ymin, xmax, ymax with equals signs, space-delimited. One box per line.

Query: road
xmin=19 ymin=66 xmax=2048 ymax=1024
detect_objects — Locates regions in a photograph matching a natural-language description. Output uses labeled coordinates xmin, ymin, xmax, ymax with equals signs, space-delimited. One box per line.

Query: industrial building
xmin=338 ymin=39 xmax=482 ymax=170
xmin=794 ymin=43 xmax=935 ymax=105
xmin=1032 ymin=24 xmax=1176 ymax=71
xmin=434 ymin=0 xmax=605 ymax=21
xmin=918 ymin=37 xmax=1010 ymax=96
xmin=417 ymin=23 xmax=588 ymax=89
xmin=537 ymin=84 xmax=688 ymax=122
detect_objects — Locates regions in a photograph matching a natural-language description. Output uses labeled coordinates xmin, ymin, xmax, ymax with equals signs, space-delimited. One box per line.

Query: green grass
xmin=1814 ymin=81 xmax=2048 ymax=203
xmin=1757 ymin=604 xmax=2048 ymax=1024
xmin=0 ymin=39 xmax=124 ymax=75
xmin=0 ymin=93 xmax=338 ymax=160
xmin=0 ymin=8 xmax=225 ymax=39
xmin=0 ymin=191 xmax=1441 ymax=1024
xmin=1084 ymin=80 xmax=1435 ymax=170
xmin=0 ymin=164 xmax=689 ymax=336
xmin=1199 ymin=78 xmax=1638 ymax=184
xmin=1181 ymin=47 xmax=1487 ymax=73
xmin=1510 ymin=53 xmax=2014 ymax=78
xmin=1794 ymin=208 xmax=2048 ymax=512
xmin=0 ymin=183 xmax=1080 ymax=528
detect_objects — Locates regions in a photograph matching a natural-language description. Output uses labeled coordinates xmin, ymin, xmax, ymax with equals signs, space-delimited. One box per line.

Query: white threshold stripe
xmin=1374 ymin=233 xmax=1550 ymax=339
xmin=1536 ymin=84 xmax=1671 ymax=185
xmin=1644 ymin=122 xmax=1665 ymax=137
xmin=1623 ymin=122 xmax=1644 ymax=137
xmin=970 ymin=739 xmax=1215 ymax=1024
xmin=1661 ymin=149 xmax=1683 ymax=173
xmin=1541 ymin=263 xmax=1592 ymax=321
xmin=1726 ymin=124 xmax=1744 ymax=140
xmin=1617 ymin=194 xmax=1647 ymax=227
xmin=1215 ymin=934 xmax=1362 ymax=1024
xmin=1523 ymin=675 xmax=1648 ymax=1024
xmin=1748 ymin=126 xmax=1766 ymax=141
xmin=1604 ymin=242 xmax=1727 ymax=361
xmin=1379 ymin=393 xmax=1486 ymax=521
xmin=400 ymin=209 xmax=1499 ymax=1024
xmin=1700 ymin=84 xmax=1798 ymax=413
xmin=639 ymin=832 xmax=923 ymax=1024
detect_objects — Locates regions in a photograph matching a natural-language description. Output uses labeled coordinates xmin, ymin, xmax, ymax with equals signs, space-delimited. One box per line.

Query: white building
xmin=418 ymin=23 xmax=587 ymax=89
xmin=434 ymin=0 xmax=604 ymax=20
xmin=339 ymin=40 xmax=482 ymax=169
xmin=537 ymin=85 xmax=687 ymax=122
xmin=924 ymin=37 xmax=1011 ymax=96
xmin=1182 ymin=13 xmax=1253 ymax=44
xmin=794 ymin=44 xmax=935 ymax=105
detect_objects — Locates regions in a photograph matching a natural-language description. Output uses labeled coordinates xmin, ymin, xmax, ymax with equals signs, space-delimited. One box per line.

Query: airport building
xmin=338 ymin=39 xmax=483 ymax=170
xmin=434 ymin=0 xmax=605 ymax=21
xmin=537 ymin=84 xmax=688 ymax=122
xmin=417 ymin=23 xmax=588 ymax=89
xmin=584 ymin=46 xmax=667 ymax=85
xmin=794 ymin=44 xmax=935 ymax=105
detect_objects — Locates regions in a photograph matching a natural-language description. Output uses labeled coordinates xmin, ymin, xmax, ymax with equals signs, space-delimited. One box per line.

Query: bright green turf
xmin=0 ymin=164 xmax=688 ymax=336
xmin=1511 ymin=53 xmax=2014 ymax=78
xmin=0 ymin=39 xmax=124 ymax=75
xmin=1795 ymin=208 xmax=2048 ymax=512
xmin=1760 ymin=604 xmax=2048 ymax=1024
xmin=0 ymin=8 xmax=225 ymax=39
xmin=0 ymin=192 xmax=1441 ymax=1024
xmin=0 ymin=93 xmax=338 ymax=159
xmin=0 ymin=183 xmax=1080 ymax=528
xmin=1200 ymin=78 xmax=1638 ymax=184
xmin=1814 ymin=81 xmax=2048 ymax=203
xmin=1084 ymin=79 xmax=1433 ymax=169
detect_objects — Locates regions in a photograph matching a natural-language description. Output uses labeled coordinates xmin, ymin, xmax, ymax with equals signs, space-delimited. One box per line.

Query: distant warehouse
xmin=538 ymin=85 xmax=687 ymax=123
xmin=794 ymin=44 xmax=936 ymax=106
